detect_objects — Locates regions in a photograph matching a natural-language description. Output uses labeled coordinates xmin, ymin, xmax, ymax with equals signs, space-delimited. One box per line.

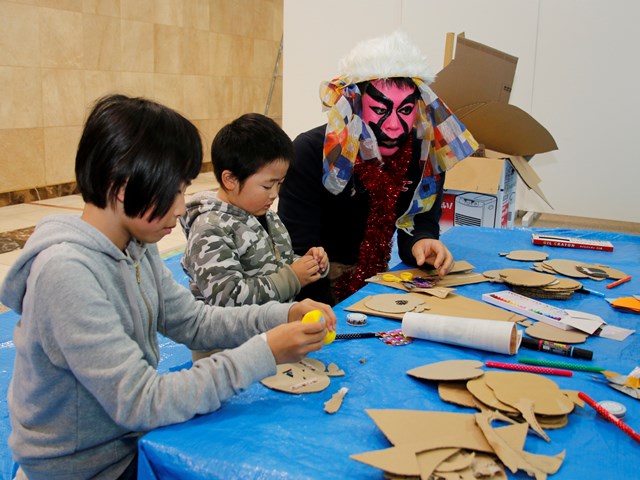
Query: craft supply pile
xmin=260 ymin=231 xmax=638 ymax=479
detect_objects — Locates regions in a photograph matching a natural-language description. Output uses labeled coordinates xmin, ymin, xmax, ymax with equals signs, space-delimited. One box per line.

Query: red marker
xmin=578 ymin=392 xmax=640 ymax=444
xmin=606 ymin=275 xmax=631 ymax=289
xmin=485 ymin=361 xmax=573 ymax=377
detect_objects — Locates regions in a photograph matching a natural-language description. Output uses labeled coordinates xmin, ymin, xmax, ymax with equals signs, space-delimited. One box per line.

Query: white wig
xmin=337 ymin=31 xmax=436 ymax=85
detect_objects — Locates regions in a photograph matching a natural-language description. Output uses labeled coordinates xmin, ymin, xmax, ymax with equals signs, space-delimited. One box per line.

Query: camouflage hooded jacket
xmin=180 ymin=191 xmax=302 ymax=306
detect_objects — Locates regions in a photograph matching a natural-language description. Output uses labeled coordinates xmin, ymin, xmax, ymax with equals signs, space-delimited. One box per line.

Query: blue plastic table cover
xmin=135 ymin=226 xmax=640 ymax=480
xmin=1 ymin=226 xmax=637 ymax=479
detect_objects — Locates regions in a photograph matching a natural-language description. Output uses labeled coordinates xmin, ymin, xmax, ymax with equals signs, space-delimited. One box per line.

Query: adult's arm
xmin=396 ymin=173 xmax=446 ymax=266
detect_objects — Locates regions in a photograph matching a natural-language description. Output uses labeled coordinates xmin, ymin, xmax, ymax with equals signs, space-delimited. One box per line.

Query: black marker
xmin=335 ymin=332 xmax=378 ymax=340
xmin=520 ymin=337 xmax=593 ymax=360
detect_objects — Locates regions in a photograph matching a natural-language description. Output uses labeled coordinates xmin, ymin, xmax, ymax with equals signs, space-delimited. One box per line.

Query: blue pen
xmin=578 ymin=288 xmax=605 ymax=298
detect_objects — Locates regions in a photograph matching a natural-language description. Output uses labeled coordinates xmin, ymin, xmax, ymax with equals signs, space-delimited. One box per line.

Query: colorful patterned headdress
xmin=320 ymin=31 xmax=478 ymax=198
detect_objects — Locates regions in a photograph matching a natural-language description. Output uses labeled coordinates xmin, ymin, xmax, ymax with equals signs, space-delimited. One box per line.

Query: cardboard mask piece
xmin=483 ymin=371 xmax=574 ymax=416
xmin=408 ymin=360 xmax=484 ymax=382
xmin=261 ymin=358 xmax=331 ymax=394
xmin=438 ymin=382 xmax=479 ymax=409
xmin=525 ymin=322 xmax=588 ymax=344
xmin=466 ymin=376 xmax=519 ymax=415
xmin=347 ymin=293 xmax=525 ymax=323
xmin=364 ymin=293 xmax=428 ymax=314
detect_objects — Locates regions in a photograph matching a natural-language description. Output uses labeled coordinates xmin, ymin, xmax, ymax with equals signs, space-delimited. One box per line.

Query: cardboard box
xmin=431 ymin=34 xmax=557 ymax=232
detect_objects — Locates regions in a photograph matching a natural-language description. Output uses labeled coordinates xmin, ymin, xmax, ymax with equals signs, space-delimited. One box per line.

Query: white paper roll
xmin=401 ymin=312 xmax=520 ymax=355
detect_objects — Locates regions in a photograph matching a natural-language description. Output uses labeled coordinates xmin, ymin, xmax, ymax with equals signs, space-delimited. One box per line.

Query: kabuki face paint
xmin=362 ymin=79 xmax=419 ymax=156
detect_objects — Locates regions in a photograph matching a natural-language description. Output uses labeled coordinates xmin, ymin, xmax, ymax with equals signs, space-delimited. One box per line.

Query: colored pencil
xmin=485 ymin=360 xmax=573 ymax=377
xmin=579 ymin=392 xmax=640 ymax=443
xmin=518 ymin=357 xmax=605 ymax=373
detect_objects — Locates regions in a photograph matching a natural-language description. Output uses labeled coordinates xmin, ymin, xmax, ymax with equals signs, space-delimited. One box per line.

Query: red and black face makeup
xmin=362 ymin=79 xmax=419 ymax=156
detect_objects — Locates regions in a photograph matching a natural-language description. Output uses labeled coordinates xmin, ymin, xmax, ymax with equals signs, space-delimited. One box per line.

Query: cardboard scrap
xmin=323 ymin=387 xmax=348 ymax=414
xmin=435 ymin=450 xmax=475 ymax=473
xmin=610 ymin=296 xmax=640 ymax=314
xmin=475 ymin=411 xmax=565 ymax=479
xmin=350 ymin=409 xmax=564 ymax=479
xmin=599 ymin=370 xmax=640 ymax=400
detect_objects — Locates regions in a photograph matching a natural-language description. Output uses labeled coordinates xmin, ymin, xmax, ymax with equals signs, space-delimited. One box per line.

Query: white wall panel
xmin=283 ymin=0 xmax=640 ymax=223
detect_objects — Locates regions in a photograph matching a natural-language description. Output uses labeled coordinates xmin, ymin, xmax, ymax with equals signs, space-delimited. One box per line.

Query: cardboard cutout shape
xmin=261 ymin=358 xmax=332 ymax=394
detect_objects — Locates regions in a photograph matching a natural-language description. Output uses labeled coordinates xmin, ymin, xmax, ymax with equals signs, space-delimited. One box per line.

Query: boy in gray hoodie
xmin=0 ymin=94 xmax=335 ymax=480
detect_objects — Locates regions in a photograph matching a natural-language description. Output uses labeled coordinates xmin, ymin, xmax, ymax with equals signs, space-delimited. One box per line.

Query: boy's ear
xmin=115 ymin=186 xmax=126 ymax=203
xmin=220 ymin=170 xmax=237 ymax=190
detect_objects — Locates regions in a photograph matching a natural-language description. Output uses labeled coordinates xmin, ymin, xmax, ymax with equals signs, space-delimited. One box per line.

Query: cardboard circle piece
xmin=581 ymin=264 xmax=627 ymax=280
xmin=543 ymin=259 xmax=589 ymax=278
xmin=364 ymin=293 xmax=426 ymax=314
xmin=543 ymin=277 xmax=582 ymax=291
xmin=525 ymin=322 xmax=588 ymax=344
xmin=483 ymin=371 xmax=574 ymax=416
xmin=504 ymin=250 xmax=549 ymax=262
xmin=498 ymin=268 xmax=557 ymax=287
xmin=407 ymin=360 xmax=485 ymax=382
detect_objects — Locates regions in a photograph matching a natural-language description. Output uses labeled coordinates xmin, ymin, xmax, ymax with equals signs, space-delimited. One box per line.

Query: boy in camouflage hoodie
xmin=181 ymin=113 xmax=329 ymax=315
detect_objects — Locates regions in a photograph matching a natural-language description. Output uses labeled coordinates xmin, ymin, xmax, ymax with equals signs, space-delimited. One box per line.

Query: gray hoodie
xmin=0 ymin=214 xmax=290 ymax=479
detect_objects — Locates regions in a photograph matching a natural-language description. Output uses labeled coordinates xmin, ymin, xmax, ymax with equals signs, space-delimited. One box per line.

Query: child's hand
xmin=305 ymin=247 xmax=329 ymax=274
xmin=288 ymin=299 xmax=336 ymax=331
xmin=266 ymin=300 xmax=336 ymax=364
xmin=291 ymin=256 xmax=321 ymax=287
xmin=265 ymin=321 xmax=326 ymax=364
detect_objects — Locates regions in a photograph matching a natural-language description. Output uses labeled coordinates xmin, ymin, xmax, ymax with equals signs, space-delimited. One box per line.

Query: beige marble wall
xmin=0 ymin=0 xmax=283 ymax=200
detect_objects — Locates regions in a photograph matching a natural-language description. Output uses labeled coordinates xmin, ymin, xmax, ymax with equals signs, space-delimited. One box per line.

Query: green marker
xmin=518 ymin=357 xmax=606 ymax=373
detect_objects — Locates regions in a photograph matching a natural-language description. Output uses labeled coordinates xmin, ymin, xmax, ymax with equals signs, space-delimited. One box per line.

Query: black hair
xmin=211 ymin=113 xmax=293 ymax=190
xmin=75 ymin=94 xmax=202 ymax=220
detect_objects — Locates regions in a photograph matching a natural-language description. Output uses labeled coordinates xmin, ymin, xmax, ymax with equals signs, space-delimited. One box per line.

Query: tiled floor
xmin=0 ymin=172 xmax=218 ymax=313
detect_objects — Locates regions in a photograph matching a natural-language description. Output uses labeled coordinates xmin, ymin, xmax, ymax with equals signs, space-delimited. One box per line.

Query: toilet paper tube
xmin=401 ymin=312 xmax=520 ymax=355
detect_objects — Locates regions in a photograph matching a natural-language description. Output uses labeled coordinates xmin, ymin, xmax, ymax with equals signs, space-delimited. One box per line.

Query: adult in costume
xmin=278 ymin=32 xmax=478 ymax=303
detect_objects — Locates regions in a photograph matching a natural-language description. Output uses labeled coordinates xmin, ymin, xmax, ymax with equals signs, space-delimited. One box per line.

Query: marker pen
xmin=520 ymin=337 xmax=593 ymax=360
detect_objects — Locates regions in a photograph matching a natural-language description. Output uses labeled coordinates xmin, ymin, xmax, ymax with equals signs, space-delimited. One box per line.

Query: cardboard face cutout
xmin=362 ymin=79 xmax=419 ymax=156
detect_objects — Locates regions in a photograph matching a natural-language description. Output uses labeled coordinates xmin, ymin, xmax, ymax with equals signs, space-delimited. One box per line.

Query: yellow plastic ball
xmin=301 ymin=309 xmax=335 ymax=345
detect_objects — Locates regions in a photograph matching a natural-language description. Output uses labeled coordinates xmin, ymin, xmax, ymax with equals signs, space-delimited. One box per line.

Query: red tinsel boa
xmin=334 ymin=137 xmax=413 ymax=300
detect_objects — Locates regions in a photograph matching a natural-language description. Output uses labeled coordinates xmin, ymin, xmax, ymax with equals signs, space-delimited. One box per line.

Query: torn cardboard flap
xmin=431 ymin=33 xmax=558 ymax=157
xmin=432 ymin=35 xmax=517 ymax=109
xmin=444 ymin=150 xmax=552 ymax=210
xmin=435 ymin=33 xmax=557 ymax=227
